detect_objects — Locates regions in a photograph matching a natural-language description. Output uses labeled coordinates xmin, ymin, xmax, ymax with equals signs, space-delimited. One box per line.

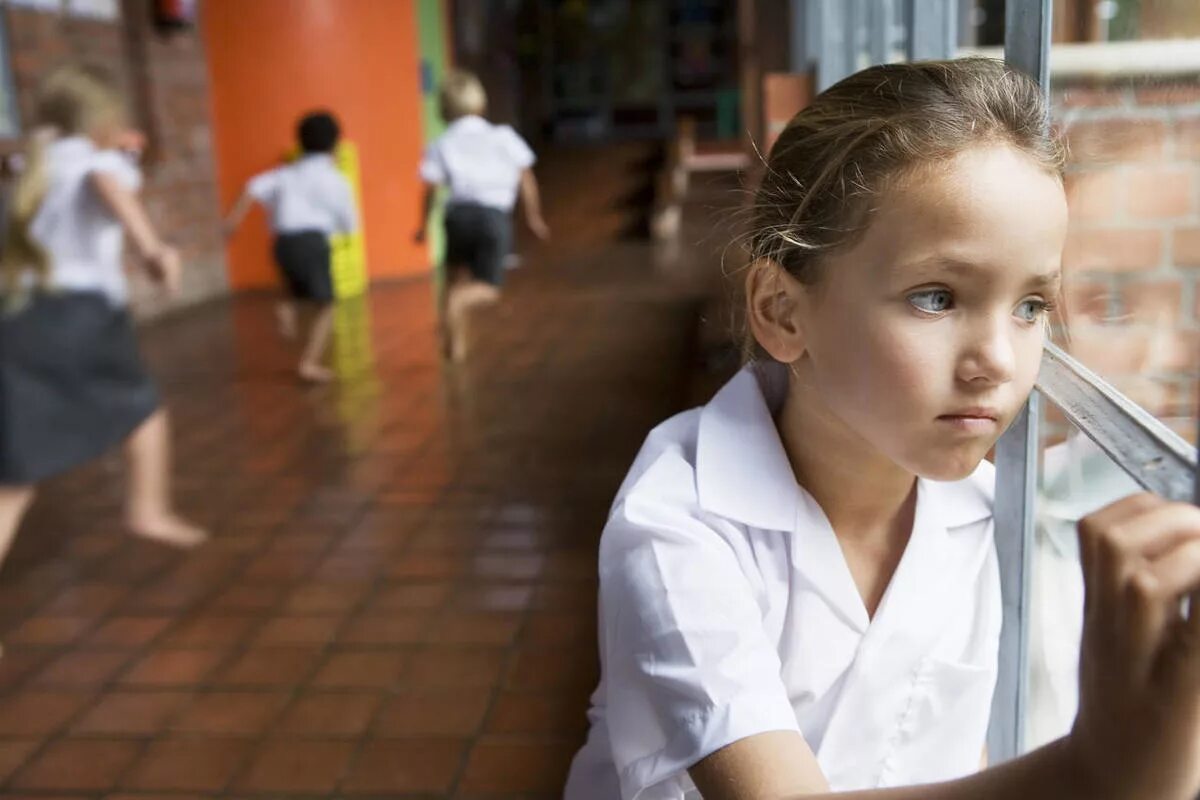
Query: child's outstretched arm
xmin=689 ymin=493 xmax=1200 ymax=800
xmin=222 ymin=190 xmax=255 ymax=238
xmin=90 ymin=171 xmax=180 ymax=296
xmin=518 ymin=167 xmax=549 ymax=241
xmin=414 ymin=181 xmax=436 ymax=243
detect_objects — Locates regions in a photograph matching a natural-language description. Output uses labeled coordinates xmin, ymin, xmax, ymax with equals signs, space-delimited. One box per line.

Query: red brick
xmin=1177 ymin=118 xmax=1200 ymax=160
xmin=1135 ymin=85 xmax=1200 ymax=106
xmin=486 ymin=691 xmax=590 ymax=736
xmin=1065 ymin=169 xmax=1120 ymax=223
xmin=1125 ymin=168 xmax=1194 ymax=219
xmin=33 ymin=650 xmax=133 ymax=687
xmin=1063 ymin=229 xmax=1163 ymax=272
xmin=169 ymin=691 xmax=289 ymax=734
xmin=0 ymin=691 xmax=93 ymax=736
xmin=0 ymin=740 xmax=42 ymax=783
xmin=1174 ymin=228 xmax=1200 ymax=267
xmin=1120 ymin=279 xmax=1184 ymax=324
xmin=310 ymin=650 xmax=409 ymax=689
xmin=1067 ymin=118 xmax=1167 ymax=165
xmin=276 ymin=691 xmax=381 ymax=736
xmin=1058 ymin=85 xmax=1124 ymax=109
xmin=120 ymin=649 xmax=225 ymax=687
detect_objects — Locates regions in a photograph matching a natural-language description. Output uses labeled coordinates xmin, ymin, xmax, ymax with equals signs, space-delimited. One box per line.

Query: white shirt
xmin=565 ymin=363 xmax=1001 ymax=800
xmin=246 ymin=154 xmax=357 ymax=236
xmin=418 ymin=115 xmax=534 ymax=211
xmin=28 ymin=136 xmax=141 ymax=306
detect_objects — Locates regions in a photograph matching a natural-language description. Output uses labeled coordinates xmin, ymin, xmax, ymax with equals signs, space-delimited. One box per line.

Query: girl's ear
xmin=745 ymin=258 xmax=808 ymax=364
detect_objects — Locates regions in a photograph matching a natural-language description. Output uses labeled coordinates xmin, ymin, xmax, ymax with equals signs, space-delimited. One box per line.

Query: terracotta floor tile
xmin=405 ymin=647 xmax=509 ymax=688
xmin=32 ymin=650 xmax=134 ymax=687
xmin=86 ymin=616 xmax=172 ymax=647
xmin=5 ymin=615 xmax=94 ymax=646
xmin=162 ymin=614 xmax=259 ymax=647
xmin=459 ymin=739 xmax=579 ymax=793
xmin=367 ymin=582 xmax=454 ymax=610
xmin=522 ymin=611 xmax=596 ymax=646
xmin=72 ymin=691 xmax=192 ymax=735
xmin=214 ymin=647 xmax=320 ymax=687
xmin=169 ymin=691 xmax=290 ymax=734
xmin=253 ymin=614 xmax=344 ymax=646
xmin=486 ymin=691 xmax=590 ymax=736
xmin=374 ymin=688 xmax=492 ymax=736
xmin=234 ymin=739 xmax=355 ymax=793
xmin=0 ymin=648 xmax=52 ymax=691
xmin=0 ymin=691 xmax=94 ymax=736
xmin=12 ymin=739 xmax=142 ymax=791
xmin=119 ymin=649 xmax=226 ymax=687
xmin=453 ymin=584 xmax=536 ymax=611
xmin=310 ymin=650 xmax=409 ymax=689
xmin=123 ymin=738 xmax=247 ymax=792
xmin=283 ymin=583 xmax=368 ymax=613
xmin=338 ymin=612 xmax=428 ymax=645
xmin=341 ymin=739 xmax=466 ymax=793
xmin=276 ymin=690 xmax=381 ymax=736
xmin=0 ymin=739 xmax=43 ymax=783
xmin=506 ymin=648 xmax=599 ymax=691
xmin=425 ymin=612 xmax=522 ymax=645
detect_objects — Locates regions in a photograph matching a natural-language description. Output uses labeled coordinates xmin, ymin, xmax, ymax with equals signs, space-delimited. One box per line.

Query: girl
xmin=0 ymin=65 xmax=205 ymax=596
xmin=414 ymin=69 xmax=549 ymax=362
xmin=565 ymin=58 xmax=1200 ymax=800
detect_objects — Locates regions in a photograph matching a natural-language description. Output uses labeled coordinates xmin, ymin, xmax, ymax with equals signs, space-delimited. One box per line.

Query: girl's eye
xmin=1015 ymin=298 xmax=1050 ymax=323
xmin=908 ymin=289 xmax=954 ymax=314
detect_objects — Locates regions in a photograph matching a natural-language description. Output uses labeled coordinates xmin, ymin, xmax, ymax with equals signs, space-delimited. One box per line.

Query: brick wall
xmin=4 ymin=2 xmax=226 ymax=318
xmin=1055 ymin=75 xmax=1200 ymax=442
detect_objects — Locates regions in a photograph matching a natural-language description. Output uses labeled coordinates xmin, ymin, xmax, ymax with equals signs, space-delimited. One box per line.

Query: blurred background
xmin=0 ymin=0 xmax=1194 ymax=797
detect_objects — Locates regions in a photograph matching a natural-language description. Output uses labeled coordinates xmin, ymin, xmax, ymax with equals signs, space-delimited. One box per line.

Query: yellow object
xmin=329 ymin=141 xmax=367 ymax=299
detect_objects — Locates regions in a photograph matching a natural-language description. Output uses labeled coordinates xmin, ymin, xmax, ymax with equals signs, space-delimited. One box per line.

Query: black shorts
xmin=444 ymin=203 xmax=512 ymax=287
xmin=273 ymin=230 xmax=333 ymax=303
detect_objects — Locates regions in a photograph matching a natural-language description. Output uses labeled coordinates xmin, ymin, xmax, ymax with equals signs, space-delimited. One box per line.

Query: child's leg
xmin=298 ymin=303 xmax=335 ymax=383
xmin=274 ymin=299 xmax=298 ymax=340
xmin=124 ymin=409 xmax=207 ymax=547
xmin=0 ymin=485 xmax=35 ymax=567
xmin=444 ymin=277 xmax=501 ymax=362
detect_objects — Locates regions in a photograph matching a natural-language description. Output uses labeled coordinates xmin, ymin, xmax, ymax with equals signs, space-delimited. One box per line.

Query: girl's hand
xmin=145 ymin=245 xmax=182 ymax=297
xmin=1069 ymin=492 xmax=1200 ymax=800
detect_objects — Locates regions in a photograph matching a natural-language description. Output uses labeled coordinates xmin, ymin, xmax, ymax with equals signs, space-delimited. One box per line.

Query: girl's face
xmin=789 ymin=144 xmax=1068 ymax=481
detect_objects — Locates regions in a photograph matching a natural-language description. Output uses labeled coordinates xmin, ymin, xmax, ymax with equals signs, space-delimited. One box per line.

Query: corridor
xmin=0 ymin=212 xmax=729 ymax=797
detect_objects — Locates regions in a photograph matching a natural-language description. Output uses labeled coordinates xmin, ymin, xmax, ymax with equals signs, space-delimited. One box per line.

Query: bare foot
xmin=298 ymin=362 xmax=335 ymax=383
xmin=128 ymin=512 xmax=208 ymax=548
xmin=275 ymin=303 xmax=298 ymax=340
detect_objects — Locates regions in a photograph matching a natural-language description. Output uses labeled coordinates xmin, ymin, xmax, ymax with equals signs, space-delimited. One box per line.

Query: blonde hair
xmin=439 ymin=69 xmax=487 ymax=121
xmin=2 ymin=64 xmax=127 ymax=303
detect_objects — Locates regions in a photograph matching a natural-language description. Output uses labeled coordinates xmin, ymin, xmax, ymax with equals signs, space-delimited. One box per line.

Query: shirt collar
xmin=695 ymin=362 xmax=993 ymax=533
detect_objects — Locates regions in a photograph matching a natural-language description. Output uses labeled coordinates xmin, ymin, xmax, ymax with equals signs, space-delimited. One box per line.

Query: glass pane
xmin=1025 ymin=425 xmax=1143 ymax=752
xmin=1052 ymin=0 xmax=1199 ymax=447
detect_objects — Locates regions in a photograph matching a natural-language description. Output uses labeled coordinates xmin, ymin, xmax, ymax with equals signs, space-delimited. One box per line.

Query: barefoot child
xmin=224 ymin=110 xmax=357 ymax=383
xmin=414 ymin=69 xmax=549 ymax=361
xmin=0 ymin=65 xmax=206 ymax=608
xmin=565 ymin=57 xmax=1200 ymax=800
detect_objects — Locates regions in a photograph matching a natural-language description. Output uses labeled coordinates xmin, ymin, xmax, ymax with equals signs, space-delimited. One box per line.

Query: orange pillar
xmin=203 ymin=0 xmax=428 ymax=290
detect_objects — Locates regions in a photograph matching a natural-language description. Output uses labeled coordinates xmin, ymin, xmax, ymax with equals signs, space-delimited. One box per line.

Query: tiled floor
xmin=0 ymin=214 xmax=724 ymax=797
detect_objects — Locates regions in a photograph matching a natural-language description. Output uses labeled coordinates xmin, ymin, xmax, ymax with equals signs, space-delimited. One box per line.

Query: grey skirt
xmin=0 ymin=291 xmax=159 ymax=484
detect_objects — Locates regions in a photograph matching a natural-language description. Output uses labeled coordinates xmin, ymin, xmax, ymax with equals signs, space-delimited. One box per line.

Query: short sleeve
xmin=418 ymin=142 xmax=445 ymax=184
xmin=498 ymin=126 xmax=535 ymax=169
xmin=598 ymin=480 xmax=802 ymax=800
xmin=89 ymin=150 xmax=142 ymax=191
xmin=246 ymin=168 xmax=281 ymax=204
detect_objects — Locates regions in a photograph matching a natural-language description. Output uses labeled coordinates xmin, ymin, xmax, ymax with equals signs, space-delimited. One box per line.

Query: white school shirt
xmin=246 ymin=154 xmax=357 ymax=236
xmin=564 ymin=362 xmax=1001 ymax=800
xmin=27 ymin=136 xmax=142 ymax=306
xmin=418 ymin=115 xmax=534 ymax=211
